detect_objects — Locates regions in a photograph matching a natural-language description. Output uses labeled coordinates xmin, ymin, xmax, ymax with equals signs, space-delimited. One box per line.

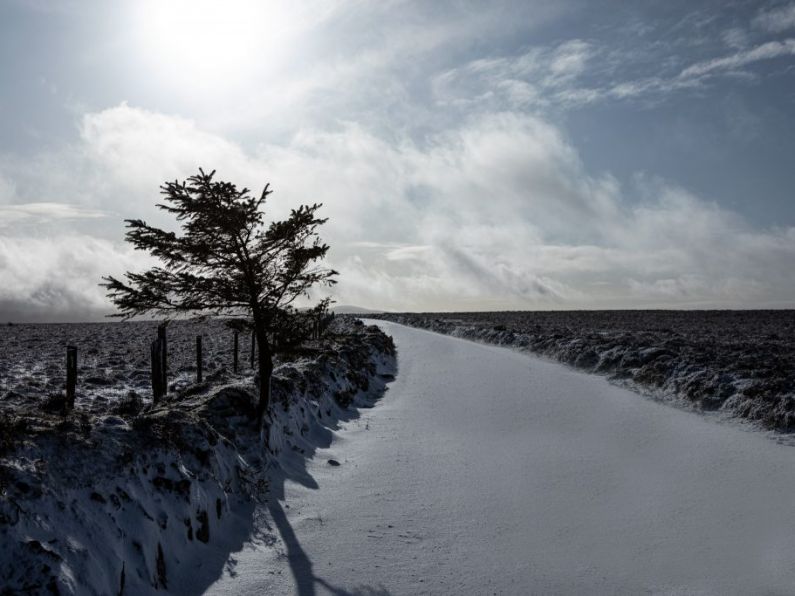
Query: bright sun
xmin=135 ymin=0 xmax=296 ymax=91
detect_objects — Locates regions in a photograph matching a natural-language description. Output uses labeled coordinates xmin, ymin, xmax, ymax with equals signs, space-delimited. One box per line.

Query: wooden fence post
xmin=66 ymin=346 xmax=77 ymax=410
xmin=250 ymin=331 xmax=256 ymax=368
xmin=196 ymin=336 xmax=203 ymax=383
xmin=151 ymin=339 xmax=164 ymax=403
xmin=233 ymin=331 xmax=239 ymax=373
xmin=157 ymin=323 xmax=167 ymax=393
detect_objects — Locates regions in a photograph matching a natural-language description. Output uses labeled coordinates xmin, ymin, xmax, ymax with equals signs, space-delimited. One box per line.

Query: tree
xmin=102 ymin=169 xmax=337 ymax=424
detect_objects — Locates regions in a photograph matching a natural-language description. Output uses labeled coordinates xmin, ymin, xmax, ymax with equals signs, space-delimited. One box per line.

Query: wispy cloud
xmin=753 ymin=2 xmax=795 ymax=33
xmin=0 ymin=202 xmax=106 ymax=226
xmin=434 ymin=39 xmax=599 ymax=110
xmin=679 ymin=38 xmax=795 ymax=78
xmin=436 ymin=33 xmax=795 ymax=111
xmin=599 ymin=37 xmax=795 ymax=101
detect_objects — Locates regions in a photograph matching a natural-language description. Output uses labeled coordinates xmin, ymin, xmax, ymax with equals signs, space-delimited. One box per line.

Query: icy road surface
xmin=207 ymin=321 xmax=795 ymax=595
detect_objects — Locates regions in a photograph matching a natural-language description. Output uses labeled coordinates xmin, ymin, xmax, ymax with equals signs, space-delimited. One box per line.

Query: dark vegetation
xmin=373 ymin=310 xmax=795 ymax=430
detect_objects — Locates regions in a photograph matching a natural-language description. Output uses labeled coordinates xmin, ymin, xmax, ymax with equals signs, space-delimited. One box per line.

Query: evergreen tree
xmin=103 ymin=169 xmax=337 ymax=423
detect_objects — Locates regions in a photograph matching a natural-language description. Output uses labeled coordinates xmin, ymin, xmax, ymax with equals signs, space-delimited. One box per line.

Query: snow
xmin=371 ymin=311 xmax=795 ymax=431
xmin=0 ymin=319 xmax=239 ymax=413
xmin=208 ymin=320 xmax=795 ymax=595
xmin=0 ymin=319 xmax=395 ymax=595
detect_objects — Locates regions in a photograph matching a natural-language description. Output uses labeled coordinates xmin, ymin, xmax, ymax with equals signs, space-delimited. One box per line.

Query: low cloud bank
xmin=0 ymin=104 xmax=794 ymax=320
xmin=0 ymin=235 xmax=149 ymax=322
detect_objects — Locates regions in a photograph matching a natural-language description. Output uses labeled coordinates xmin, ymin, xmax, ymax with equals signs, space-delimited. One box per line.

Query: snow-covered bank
xmin=0 ymin=320 xmax=395 ymax=595
xmin=372 ymin=311 xmax=795 ymax=430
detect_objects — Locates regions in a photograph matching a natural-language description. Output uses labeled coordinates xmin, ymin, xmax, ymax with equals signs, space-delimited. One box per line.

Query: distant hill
xmin=331 ymin=305 xmax=385 ymax=315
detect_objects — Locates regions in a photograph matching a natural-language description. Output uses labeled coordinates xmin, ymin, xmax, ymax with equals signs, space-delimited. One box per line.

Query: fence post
xmin=66 ymin=346 xmax=77 ymax=410
xmin=157 ymin=323 xmax=167 ymax=394
xmin=196 ymin=335 xmax=203 ymax=383
xmin=250 ymin=331 xmax=256 ymax=368
xmin=151 ymin=339 xmax=164 ymax=403
xmin=233 ymin=331 xmax=239 ymax=373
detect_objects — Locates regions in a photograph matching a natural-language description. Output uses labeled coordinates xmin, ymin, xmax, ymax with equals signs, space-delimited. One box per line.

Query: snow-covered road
xmin=207 ymin=321 xmax=795 ymax=595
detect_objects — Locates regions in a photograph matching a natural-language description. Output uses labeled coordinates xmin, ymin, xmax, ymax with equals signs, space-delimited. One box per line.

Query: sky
xmin=1 ymin=0 xmax=795 ymax=321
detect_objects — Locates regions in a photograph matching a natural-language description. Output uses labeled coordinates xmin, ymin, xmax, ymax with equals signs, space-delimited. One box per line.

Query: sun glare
xmin=135 ymin=0 xmax=295 ymax=92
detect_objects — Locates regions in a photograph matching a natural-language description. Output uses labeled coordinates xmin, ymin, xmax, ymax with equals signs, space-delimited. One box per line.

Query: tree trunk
xmin=254 ymin=317 xmax=273 ymax=426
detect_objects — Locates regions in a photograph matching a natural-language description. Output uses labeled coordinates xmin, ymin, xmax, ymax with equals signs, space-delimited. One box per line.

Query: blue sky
xmin=1 ymin=0 xmax=794 ymax=320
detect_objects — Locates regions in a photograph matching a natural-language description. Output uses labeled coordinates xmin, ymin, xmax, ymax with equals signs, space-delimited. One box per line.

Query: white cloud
xmin=0 ymin=235 xmax=151 ymax=321
xmin=433 ymin=39 xmax=597 ymax=110
xmin=166 ymin=0 xmax=572 ymax=138
xmin=1 ymin=103 xmax=794 ymax=318
xmin=255 ymin=110 xmax=795 ymax=310
xmin=0 ymin=203 xmax=105 ymax=227
xmin=434 ymin=31 xmax=795 ymax=111
xmin=589 ymin=37 xmax=795 ymax=101
xmin=546 ymin=39 xmax=593 ymax=84
xmin=0 ymin=104 xmax=264 ymax=234
xmin=753 ymin=3 xmax=795 ymax=33
xmin=678 ymin=38 xmax=795 ymax=79
xmin=80 ymin=103 xmax=256 ymax=194
xmin=722 ymin=27 xmax=749 ymax=49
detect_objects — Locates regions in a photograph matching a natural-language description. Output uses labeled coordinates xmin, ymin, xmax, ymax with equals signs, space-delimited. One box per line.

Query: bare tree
xmin=102 ymin=169 xmax=337 ymax=423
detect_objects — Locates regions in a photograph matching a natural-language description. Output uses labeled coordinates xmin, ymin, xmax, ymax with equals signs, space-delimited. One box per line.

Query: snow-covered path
xmin=207 ymin=321 xmax=795 ymax=595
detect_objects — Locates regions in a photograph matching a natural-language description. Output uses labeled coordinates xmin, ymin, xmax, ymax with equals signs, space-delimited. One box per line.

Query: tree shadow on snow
xmin=202 ymin=351 xmax=397 ymax=595
xmin=264 ymin=357 xmax=397 ymax=595
xmin=268 ymin=498 xmax=391 ymax=596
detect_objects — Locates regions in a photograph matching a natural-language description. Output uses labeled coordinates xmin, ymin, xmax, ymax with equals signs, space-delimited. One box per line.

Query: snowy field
xmin=208 ymin=320 xmax=795 ymax=595
xmin=372 ymin=310 xmax=795 ymax=430
xmin=0 ymin=319 xmax=245 ymax=413
xmin=0 ymin=319 xmax=396 ymax=595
